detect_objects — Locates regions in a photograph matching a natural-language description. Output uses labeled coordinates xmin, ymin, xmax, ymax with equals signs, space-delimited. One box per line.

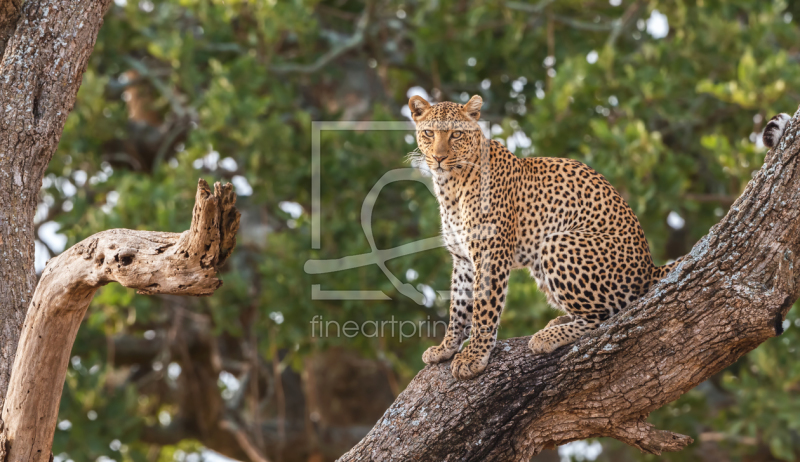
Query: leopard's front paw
xmin=528 ymin=331 xmax=560 ymax=355
xmin=450 ymin=351 xmax=488 ymax=380
xmin=422 ymin=344 xmax=457 ymax=364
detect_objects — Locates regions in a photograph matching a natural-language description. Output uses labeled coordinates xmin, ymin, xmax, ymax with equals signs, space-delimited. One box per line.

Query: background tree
xmin=26 ymin=0 xmax=800 ymax=461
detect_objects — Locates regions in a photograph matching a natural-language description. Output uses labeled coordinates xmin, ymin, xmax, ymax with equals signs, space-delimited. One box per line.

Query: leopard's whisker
xmin=405 ymin=148 xmax=425 ymax=164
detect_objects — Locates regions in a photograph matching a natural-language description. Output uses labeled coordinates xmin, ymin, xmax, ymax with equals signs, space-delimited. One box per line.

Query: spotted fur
xmin=763 ymin=113 xmax=791 ymax=148
xmin=410 ymin=95 xmax=679 ymax=380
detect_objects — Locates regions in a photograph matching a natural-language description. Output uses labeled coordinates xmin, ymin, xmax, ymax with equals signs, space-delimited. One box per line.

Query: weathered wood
xmin=0 ymin=0 xmax=112 ymax=416
xmin=1 ymin=179 xmax=240 ymax=462
xmin=339 ymin=106 xmax=800 ymax=462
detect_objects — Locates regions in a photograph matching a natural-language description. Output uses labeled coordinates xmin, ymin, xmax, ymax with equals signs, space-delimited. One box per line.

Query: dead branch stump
xmin=1 ymin=179 xmax=240 ymax=462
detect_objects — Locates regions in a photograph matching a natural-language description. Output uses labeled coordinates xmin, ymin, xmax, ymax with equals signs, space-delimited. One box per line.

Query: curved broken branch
xmin=340 ymin=106 xmax=800 ymax=461
xmin=0 ymin=179 xmax=240 ymax=462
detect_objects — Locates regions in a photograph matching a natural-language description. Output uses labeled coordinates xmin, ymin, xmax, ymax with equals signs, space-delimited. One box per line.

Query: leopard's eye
xmin=451 ymin=131 xmax=463 ymax=139
xmin=422 ymin=130 xmax=434 ymax=137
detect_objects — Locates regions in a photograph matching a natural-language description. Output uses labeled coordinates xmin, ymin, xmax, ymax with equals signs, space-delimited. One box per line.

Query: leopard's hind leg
xmin=529 ymin=231 xmax=650 ymax=354
xmin=529 ymin=316 xmax=599 ymax=354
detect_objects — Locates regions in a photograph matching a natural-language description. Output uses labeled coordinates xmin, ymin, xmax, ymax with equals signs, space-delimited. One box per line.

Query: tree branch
xmin=551 ymin=15 xmax=617 ymax=32
xmin=606 ymin=1 xmax=643 ymax=48
xmin=339 ymin=107 xmax=800 ymax=461
xmin=0 ymin=179 xmax=240 ymax=462
xmin=0 ymin=0 xmax=113 ymax=414
xmin=270 ymin=11 xmax=369 ymax=74
xmin=505 ymin=0 xmax=557 ymax=14
xmin=220 ymin=420 xmax=271 ymax=462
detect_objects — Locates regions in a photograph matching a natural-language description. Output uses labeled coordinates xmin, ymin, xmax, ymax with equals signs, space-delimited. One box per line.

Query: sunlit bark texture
xmin=340 ymin=106 xmax=800 ymax=462
xmin=0 ymin=0 xmax=113 ymax=417
xmin=0 ymin=180 xmax=240 ymax=462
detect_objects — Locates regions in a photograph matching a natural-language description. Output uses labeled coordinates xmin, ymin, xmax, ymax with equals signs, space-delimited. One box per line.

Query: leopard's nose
xmin=433 ymin=155 xmax=448 ymax=163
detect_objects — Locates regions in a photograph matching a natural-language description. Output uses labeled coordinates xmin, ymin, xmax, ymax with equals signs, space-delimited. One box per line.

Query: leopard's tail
xmin=763 ymin=113 xmax=791 ymax=148
xmin=651 ymin=256 xmax=685 ymax=284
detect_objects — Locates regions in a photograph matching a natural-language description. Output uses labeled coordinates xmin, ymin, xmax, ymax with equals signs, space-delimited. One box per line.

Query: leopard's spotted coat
xmin=409 ymin=94 xmax=680 ymax=380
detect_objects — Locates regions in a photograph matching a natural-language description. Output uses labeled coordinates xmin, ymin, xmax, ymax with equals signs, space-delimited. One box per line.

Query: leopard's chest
xmin=435 ymin=184 xmax=472 ymax=264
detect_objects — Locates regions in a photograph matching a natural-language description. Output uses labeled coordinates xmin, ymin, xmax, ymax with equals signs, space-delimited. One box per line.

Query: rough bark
xmin=339 ymin=106 xmax=800 ymax=462
xmin=0 ymin=179 xmax=240 ymax=462
xmin=0 ymin=0 xmax=112 ymax=416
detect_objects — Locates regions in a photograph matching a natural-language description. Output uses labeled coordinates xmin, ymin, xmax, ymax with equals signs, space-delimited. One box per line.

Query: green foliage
xmin=38 ymin=0 xmax=800 ymax=460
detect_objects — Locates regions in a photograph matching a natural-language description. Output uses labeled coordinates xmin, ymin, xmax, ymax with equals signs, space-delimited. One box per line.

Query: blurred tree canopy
xmin=39 ymin=0 xmax=800 ymax=461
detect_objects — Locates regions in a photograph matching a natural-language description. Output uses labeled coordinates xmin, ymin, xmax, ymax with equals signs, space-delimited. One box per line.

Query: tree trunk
xmin=0 ymin=179 xmax=240 ymax=461
xmin=0 ymin=0 xmax=112 ymax=416
xmin=339 ymin=106 xmax=800 ymax=461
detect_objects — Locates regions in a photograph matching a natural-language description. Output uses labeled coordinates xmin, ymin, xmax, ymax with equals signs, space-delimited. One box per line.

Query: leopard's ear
xmin=463 ymin=95 xmax=482 ymax=120
xmin=408 ymin=96 xmax=431 ymax=121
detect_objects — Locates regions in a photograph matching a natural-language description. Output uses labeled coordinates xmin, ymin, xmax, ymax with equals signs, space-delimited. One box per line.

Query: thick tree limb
xmin=0 ymin=0 xmax=112 ymax=415
xmin=339 ymin=106 xmax=800 ymax=461
xmin=0 ymin=179 xmax=240 ymax=462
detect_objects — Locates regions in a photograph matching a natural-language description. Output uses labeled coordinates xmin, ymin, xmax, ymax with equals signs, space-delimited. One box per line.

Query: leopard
xmin=763 ymin=112 xmax=791 ymax=148
xmin=408 ymin=94 xmax=683 ymax=380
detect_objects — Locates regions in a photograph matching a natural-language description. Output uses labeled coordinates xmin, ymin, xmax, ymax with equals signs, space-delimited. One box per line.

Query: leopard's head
xmin=408 ymin=95 xmax=483 ymax=179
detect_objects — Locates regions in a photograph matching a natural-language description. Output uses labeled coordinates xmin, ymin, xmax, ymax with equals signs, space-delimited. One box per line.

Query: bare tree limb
xmin=0 ymin=179 xmax=240 ymax=462
xmin=339 ymin=107 xmax=800 ymax=461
